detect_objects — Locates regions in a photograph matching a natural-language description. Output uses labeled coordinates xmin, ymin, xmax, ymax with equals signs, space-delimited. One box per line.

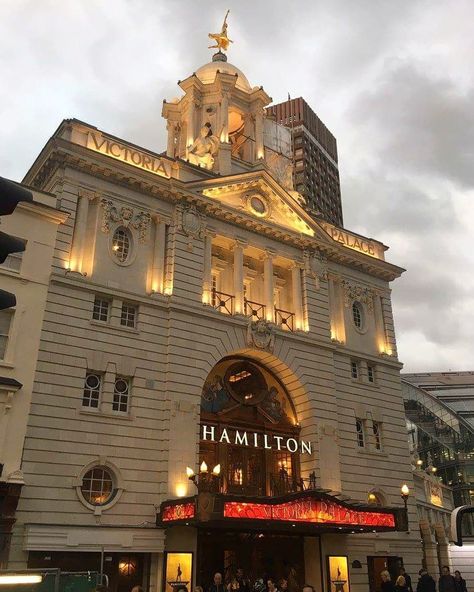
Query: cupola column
xmin=254 ymin=105 xmax=265 ymax=160
xmin=186 ymin=97 xmax=197 ymax=149
xmin=151 ymin=216 xmax=167 ymax=294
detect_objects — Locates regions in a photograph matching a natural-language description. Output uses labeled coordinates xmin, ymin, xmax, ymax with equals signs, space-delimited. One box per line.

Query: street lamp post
xmin=400 ymin=483 xmax=410 ymax=510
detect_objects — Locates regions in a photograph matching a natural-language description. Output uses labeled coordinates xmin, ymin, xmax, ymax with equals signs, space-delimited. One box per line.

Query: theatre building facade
xmin=5 ymin=37 xmax=422 ymax=592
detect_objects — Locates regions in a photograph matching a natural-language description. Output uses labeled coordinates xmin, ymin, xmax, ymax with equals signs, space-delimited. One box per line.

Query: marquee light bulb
xmin=186 ymin=467 xmax=195 ymax=478
xmin=200 ymin=461 xmax=208 ymax=474
xmin=212 ymin=464 xmax=221 ymax=476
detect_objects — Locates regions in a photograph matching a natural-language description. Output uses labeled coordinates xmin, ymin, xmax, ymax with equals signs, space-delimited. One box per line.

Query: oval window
xmin=352 ymin=301 xmax=364 ymax=330
xmin=111 ymin=227 xmax=131 ymax=263
xmin=80 ymin=466 xmax=116 ymax=506
xmin=249 ymin=195 xmax=268 ymax=216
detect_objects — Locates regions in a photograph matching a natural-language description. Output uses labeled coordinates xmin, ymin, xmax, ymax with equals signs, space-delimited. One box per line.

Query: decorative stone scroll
xmin=100 ymin=199 xmax=151 ymax=243
xmin=341 ymin=279 xmax=374 ymax=311
xmin=246 ymin=318 xmax=275 ymax=352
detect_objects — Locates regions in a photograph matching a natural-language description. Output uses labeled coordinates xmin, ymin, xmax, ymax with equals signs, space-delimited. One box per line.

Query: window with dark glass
xmin=373 ymin=421 xmax=382 ymax=450
xmin=351 ymin=360 xmax=359 ymax=379
xmin=82 ymin=373 xmax=101 ymax=408
xmin=356 ymin=419 xmax=365 ymax=448
xmin=112 ymin=227 xmax=131 ymax=263
xmin=93 ymin=297 xmax=110 ymax=322
xmin=121 ymin=303 xmax=137 ymax=328
xmin=113 ymin=377 xmax=130 ymax=413
xmin=80 ymin=466 xmax=115 ymax=505
xmin=367 ymin=364 xmax=375 ymax=383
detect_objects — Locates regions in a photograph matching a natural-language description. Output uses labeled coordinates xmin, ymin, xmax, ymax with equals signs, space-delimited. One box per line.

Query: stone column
xmin=220 ymin=93 xmax=229 ymax=143
xmin=233 ymin=239 xmax=246 ymax=314
xmin=151 ymin=217 xmax=167 ymax=294
xmin=186 ymin=97 xmax=196 ymax=148
xmin=291 ymin=263 xmax=304 ymax=330
xmin=202 ymin=232 xmax=214 ymax=305
xmin=263 ymin=250 xmax=275 ymax=322
xmin=328 ymin=274 xmax=346 ymax=343
xmin=69 ymin=190 xmax=98 ymax=274
xmin=166 ymin=121 xmax=177 ymax=158
xmin=373 ymin=291 xmax=388 ymax=354
xmin=254 ymin=106 xmax=265 ymax=160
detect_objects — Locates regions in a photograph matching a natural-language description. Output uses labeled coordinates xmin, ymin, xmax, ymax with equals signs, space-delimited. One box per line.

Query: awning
xmin=157 ymin=489 xmax=408 ymax=535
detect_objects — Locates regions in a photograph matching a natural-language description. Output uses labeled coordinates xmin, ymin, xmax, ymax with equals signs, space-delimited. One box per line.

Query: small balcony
xmin=244 ymin=298 xmax=266 ymax=321
xmin=274 ymin=307 xmax=295 ymax=331
xmin=211 ymin=289 xmax=235 ymax=315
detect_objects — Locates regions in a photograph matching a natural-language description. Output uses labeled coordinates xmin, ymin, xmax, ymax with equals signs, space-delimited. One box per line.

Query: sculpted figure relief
xmin=187 ymin=123 xmax=219 ymax=170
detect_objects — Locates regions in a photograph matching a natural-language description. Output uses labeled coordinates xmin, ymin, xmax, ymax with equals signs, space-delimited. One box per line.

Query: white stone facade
xmin=4 ymin=52 xmax=423 ymax=592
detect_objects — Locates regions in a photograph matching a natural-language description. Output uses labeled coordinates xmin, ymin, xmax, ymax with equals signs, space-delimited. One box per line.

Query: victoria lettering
xmin=201 ymin=424 xmax=312 ymax=455
xmin=87 ymin=132 xmax=171 ymax=178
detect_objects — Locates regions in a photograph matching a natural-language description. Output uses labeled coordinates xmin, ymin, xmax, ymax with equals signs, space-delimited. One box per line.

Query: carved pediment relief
xmin=197 ymin=173 xmax=316 ymax=238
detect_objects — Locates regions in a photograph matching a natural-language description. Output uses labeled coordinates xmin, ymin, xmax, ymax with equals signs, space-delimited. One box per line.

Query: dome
xmin=195 ymin=56 xmax=252 ymax=92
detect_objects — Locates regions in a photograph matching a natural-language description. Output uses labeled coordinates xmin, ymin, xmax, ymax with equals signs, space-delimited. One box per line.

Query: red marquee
xmin=223 ymin=499 xmax=396 ymax=528
xmin=162 ymin=502 xmax=195 ymax=522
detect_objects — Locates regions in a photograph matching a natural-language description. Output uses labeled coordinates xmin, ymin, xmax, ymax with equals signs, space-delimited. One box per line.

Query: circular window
xmin=352 ymin=301 xmax=364 ymax=330
xmin=248 ymin=195 xmax=268 ymax=217
xmin=80 ymin=466 xmax=116 ymax=506
xmin=111 ymin=227 xmax=131 ymax=263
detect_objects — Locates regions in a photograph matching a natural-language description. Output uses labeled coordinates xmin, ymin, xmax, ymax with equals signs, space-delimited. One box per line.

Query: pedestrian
xmin=381 ymin=571 xmax=396 ymax=592
xmin=400 ymin=568 xmax=413 ymax=592
xmin=416 ymin=569 xmax=436 ymax=592
xmin=235 ymin=568 xmax=250 ymax=592
xmin=279 ymin=579 xmax=288 ymax=592
xmin=267 ymin=578 xmax=278 ymax=592
xmin=131 ymin=587 xmax=144 ymax=592
xmin=454 ymin=571 xmax=467 ymax=592
xmin=395 ymin=576 xmax=409 ymax=592
xmin=439 ymin=567 xmax=456 ymax=592
xmin=302 ymin=585 xmax=315 ymax=592
xmin=194 ymin=587 xmax=204 ymax=592
xmin=209 ymin=573 xmax=226 ymax=592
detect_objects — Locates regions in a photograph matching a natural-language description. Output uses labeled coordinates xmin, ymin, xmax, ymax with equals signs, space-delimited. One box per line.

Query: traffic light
xmin=0 ymin=177 xmax=33 ymax=309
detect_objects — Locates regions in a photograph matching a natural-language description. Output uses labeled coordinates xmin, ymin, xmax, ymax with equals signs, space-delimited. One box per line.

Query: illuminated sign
xmin=223 ymin=499 xmax=396 ymax=528
xmin=162 ymin=502 xmax=195 ymax=522
xmin=87 ymin=132 xmax=171 ymax=178
xmin=320 ymin=223 xmax=382 ymax=259
xmin=201 ymin=424 xmax=312 ymax=454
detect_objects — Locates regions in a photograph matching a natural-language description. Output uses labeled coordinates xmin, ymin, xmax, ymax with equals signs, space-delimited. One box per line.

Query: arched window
xmin=352 ymin=301 xmax=364 ymax=330
xmin=200 ymin=357 xmax=303 ymax=497
xmin=111 ymin=227 xmax=131 ymax=263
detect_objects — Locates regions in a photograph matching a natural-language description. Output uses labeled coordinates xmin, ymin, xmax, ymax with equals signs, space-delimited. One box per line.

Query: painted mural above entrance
xmin=201 ymin=358 xmax=296 ymax=426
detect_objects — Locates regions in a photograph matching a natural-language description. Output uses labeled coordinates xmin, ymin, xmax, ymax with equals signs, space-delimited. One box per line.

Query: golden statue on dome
xmin=208 ymin=10 xmax=233 ymax=52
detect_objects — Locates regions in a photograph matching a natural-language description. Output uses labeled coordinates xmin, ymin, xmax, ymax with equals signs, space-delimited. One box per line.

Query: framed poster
xmin=163 ymin=552 xmax=193 ymax=592
xmin=327 ymin=556 xmax=350 ymax=592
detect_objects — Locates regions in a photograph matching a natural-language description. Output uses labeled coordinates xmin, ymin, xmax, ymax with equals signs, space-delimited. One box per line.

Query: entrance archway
xmin=200 ymin=355 xmax=303 ymax=497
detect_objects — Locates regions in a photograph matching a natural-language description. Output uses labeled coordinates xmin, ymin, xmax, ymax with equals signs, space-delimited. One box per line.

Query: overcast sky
xmin=1 ymin=0 xmax=473 ymax=372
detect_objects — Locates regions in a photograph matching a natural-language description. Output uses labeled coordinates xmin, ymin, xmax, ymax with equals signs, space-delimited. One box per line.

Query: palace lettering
xmin=201 ymin=424 xmax=312 ymax=455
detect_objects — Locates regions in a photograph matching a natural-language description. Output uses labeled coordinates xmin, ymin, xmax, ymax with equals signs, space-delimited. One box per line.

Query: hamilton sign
xmin=87 ymin=131 xmax=171 ymax=179
xmin=201 ymin=424 xmax=312 ymax=455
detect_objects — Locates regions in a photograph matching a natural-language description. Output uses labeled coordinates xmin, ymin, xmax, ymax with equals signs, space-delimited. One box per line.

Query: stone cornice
xmin=25 ymin=137 xmax=404 ymax=282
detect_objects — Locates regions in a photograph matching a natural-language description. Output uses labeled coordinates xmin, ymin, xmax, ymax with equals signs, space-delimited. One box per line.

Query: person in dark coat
xmin=439 ymin=567 xmax=456 ymax=592
xmin=416 ymin=569 xmax=436 ymax=592
xmin=381 ymin=571 xmax=396 ymax=592
xmin=209 ymin=573 xmax=226 ymax=592
xmin=454 ymin=571 xmax=467 ymax=592
xmin=395 ymin=576 xmax=409 ymax=592
xmin=400 ymin=569 xmax=413 ymax=592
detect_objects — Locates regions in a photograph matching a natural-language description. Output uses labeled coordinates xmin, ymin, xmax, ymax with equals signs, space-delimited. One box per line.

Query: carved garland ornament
xmin=100 ymin=199 xmax=151 ymax=243
xmin=341 ymin=279 xmax=374 ymax=311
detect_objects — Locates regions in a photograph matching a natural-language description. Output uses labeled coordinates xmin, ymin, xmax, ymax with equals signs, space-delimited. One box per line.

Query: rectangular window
xmin=373 ymin=421 xmax=382 ymax=450
xmin=0 ymin=311 xmax=12 ymax=360
xmin=120 ymin=303 xmax=137 ymax=328
xmin=82 ymin=373 xmax=102 ymax=408
xmin=92 ymin=297 xmax=110 ymax=322
xmin=0 ymin=252 xmax=23 ymax=272
xmin=356 ymin=419 xmax=365 ymax=448
xmin=350 ymin=360 xmax=359 ymax=379
xmin=113 ymin=377 xmax=130 ymax=413
xmin=367 ymin=364 xmax=375 ymax=383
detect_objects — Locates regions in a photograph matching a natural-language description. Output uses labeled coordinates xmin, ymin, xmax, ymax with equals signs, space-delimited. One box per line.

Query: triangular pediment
xmin=186 ymin=170 xmax=334 ymax=243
